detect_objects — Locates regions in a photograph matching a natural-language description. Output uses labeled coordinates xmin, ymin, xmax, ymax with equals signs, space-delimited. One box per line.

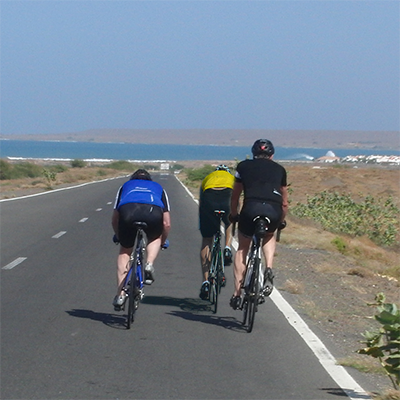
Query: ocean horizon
xmin=1 ymin=139 xmax=399 ymax=162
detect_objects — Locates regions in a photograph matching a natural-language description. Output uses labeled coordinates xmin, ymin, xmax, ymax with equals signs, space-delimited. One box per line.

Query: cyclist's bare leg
xmin=261 ymin=233 xmax=276 ymax=269
xmin=117 ymin=245 xmax=133 ymax=295
xmin=225 ymin=224 xmax=233 ymax=248
xmin=233 ymin=232 xmax=252 ymax=296
xmin=200 ymin=237 xmax=212 ymax=281
xmin=146 ymin=236 xmax=162 ymax=264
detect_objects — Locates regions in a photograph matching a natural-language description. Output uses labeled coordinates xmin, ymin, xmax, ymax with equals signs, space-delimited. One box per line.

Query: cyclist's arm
xmin=230 ymin=181 xmax=243 ymax=217
xmin=281 ymin=185 xmax=288 ymax=221
xmin=162 ymin=211 xmax=171 ymax=244
xmin=111 ymin=209 xmax=119 ymax=237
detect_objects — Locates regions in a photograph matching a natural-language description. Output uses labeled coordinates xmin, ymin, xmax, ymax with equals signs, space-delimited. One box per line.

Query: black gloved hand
xmin=229 ymin=213 xmax=240 ymax=224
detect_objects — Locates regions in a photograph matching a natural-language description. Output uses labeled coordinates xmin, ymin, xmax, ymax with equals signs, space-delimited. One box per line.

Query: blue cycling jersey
xmin=116 ymin=179 xmax=165 ymax=209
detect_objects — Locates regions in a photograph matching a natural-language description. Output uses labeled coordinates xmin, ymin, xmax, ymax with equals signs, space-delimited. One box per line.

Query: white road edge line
xmin=175 ymin=175 xmax=370 ymax=400
xmin=52 ymin=231 xmax=67 ymax=239
xmin=0 ymin=176 xmax=128 ymax=202
xmin=2 ymin=257 xmax=27 ymax=270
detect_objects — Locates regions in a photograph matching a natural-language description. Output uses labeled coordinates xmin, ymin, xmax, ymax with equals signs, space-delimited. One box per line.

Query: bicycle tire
xmin=126 ymin=261 xmax=136 ymax=329
xmin=242 ymin=295 xmax=249 ymax=325
xmin=217 ymin=248 xmax=224 ymax=295
xmin=207 ymin=241 xmax=217 ymax=313
xmin=242 ymin=255 xmax=253 ymax=325
xmin=126 ymin=232 xmax=145 ymax=329
xmin=246 ymin=258 xmax=260 ymax=333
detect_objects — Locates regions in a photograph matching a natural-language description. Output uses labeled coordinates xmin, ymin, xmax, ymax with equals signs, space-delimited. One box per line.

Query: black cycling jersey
xmin=235 ymin=158 xmax=287 ymax=205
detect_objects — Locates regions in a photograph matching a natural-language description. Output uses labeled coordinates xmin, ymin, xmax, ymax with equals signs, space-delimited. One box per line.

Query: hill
xmin=2 ymin=128 xmax=399 ymax=150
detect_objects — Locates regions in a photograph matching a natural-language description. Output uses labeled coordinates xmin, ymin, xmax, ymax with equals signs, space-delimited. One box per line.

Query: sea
xmin=0 ymin=139 xmax=399 ymax=162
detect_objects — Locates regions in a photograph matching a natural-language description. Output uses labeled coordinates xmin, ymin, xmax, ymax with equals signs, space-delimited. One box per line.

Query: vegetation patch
xmin=291 ymin=191 xmax=399 ymax=247
xmin=358 ymin=293 xmax=400 ymax=391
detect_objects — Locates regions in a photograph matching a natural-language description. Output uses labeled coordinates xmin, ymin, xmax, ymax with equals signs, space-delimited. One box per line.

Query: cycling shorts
xmin=238 ymin=201 xmax=282 ymax=237
xmin=199 ymin=188 xmax=232 ymax=238
xmin=118 ymin=203 xmax=163 ymax=248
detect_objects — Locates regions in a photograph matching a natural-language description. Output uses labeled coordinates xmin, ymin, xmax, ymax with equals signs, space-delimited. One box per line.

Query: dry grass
xmin=338 ymin=355 xmax=385 ymax=375
xmin=373 ymin=390 xmax=400 ymax=400
xmin=0 ymin=166 xmax=127 ymax=199
xmin=281 ymin=279 xmax=304 ymax=294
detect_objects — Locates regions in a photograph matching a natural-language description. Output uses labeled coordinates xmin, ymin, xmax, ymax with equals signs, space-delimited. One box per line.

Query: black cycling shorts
xmin=118 ymin=203 xmax=163 ymax=248
xmin=199 ymin=188 xmax=232 ymax=238
xmin=239 ymin=201 xmax=282 ymax=237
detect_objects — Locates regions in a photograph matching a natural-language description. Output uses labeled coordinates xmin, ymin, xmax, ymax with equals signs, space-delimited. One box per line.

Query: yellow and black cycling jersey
xmin=201 ymin=170 xmax=234 ymax=192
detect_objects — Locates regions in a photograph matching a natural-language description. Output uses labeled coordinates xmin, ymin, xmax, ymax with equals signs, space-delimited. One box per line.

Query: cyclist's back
xmin=111 ymin=169 xmax=171 ymax=310
xmin=229 ymin=139 xmax=288 ymax=310
xmin=199 ymin=165 xmax=234 ymax=300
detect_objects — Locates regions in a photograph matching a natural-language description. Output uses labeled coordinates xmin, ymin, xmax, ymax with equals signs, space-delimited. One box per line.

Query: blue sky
xmin=1 ymin=1 xmax=399 ymax=135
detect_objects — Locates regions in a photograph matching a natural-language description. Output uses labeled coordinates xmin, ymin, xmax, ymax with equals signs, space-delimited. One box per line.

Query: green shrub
xmin=0 ymin=159 xmax=12 ymax=180
xmin=15 ymin=163 xmax=43 ymax=178
xmin=358 ymin=293 xmax=400 ymax=390
xmin=171 ymin=164 xmax=185 ymax=171
xmin=42 ymin=169 xmax=57 ymax=189
xmin=291 ymin=191 xmax=399 ymax=246
xmin=49 ymin=164 xmax=68 ymax=173
xmin=106 ymin=160 xmax=137 ymax=171
xmin=331 ymin=236 xmax=347 ymax=254
xmin=71 ymin=159 xmax=87 ymax=168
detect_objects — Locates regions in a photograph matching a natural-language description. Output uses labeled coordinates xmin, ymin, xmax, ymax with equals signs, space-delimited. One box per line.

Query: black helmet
xmin=215 ymin=164 xmax=231 ymax=173
xmin=251 ymin=139 xmax=274 ymax=158
xmin=130 ymin=169 xmax=152 ymax=181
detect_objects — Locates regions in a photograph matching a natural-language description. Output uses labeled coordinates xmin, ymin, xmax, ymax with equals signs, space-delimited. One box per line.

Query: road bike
xmin=241 ymin=216 xmax=271 ymax=333
xmin=121 ymin=222 xmax=147 ymax=329
xmin=207 ymin=210 xmax=226 ymax=314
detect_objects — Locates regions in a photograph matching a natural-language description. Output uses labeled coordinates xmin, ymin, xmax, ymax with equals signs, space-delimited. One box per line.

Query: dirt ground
xmin=1 ymin=160 xmax=399 ymax=397
xmin=278 ymin=163 xmax=400 ymax=397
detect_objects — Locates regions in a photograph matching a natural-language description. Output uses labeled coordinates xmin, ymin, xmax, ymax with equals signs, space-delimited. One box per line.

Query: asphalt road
xmin=1 ymin=174 xmax=369 ymax=400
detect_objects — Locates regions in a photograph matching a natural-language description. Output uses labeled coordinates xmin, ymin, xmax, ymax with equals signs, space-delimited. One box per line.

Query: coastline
xmin=1 ymin=128 xmax=399 ymax=150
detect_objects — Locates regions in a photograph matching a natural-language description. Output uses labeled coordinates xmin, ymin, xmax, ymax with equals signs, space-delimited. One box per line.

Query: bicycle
xmin=240 ymin=216 xmax=272 ymax=333
xmin=121 ymin=222 xmax=147 ymax=329
xmin=207 ymin=210 xmax=226 ymax=314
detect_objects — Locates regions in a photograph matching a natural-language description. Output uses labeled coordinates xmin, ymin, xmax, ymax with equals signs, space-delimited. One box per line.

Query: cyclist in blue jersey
xmin=112 ymin=169 xmax=171 ymax=309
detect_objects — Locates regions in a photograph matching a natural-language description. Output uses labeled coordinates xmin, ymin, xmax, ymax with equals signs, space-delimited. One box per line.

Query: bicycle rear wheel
xmin=245 ymin=258 xmax=260 ymax=333
xmin=210 ymin=245 xmax=222 ymax=313
xmin=126 ymin=265 xmax=136 ymax=329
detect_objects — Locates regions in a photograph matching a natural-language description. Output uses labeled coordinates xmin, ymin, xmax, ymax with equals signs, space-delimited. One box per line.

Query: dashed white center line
xmin=96 ymin=208 xmax=102 ymax=212
xmin=107 ymin=202 xmax=112 ymax=205
xmin=2 ymin=257 xmax=27 ymax=270
xmin=52 ymin=231 xmax=67 ymax=239
xmin=79 ymin=218 xmax=89 ymax=223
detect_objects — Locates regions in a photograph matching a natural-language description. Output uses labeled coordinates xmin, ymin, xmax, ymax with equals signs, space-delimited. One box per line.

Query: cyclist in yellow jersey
xmin=199 ymin=165 xmax=235 ymax=300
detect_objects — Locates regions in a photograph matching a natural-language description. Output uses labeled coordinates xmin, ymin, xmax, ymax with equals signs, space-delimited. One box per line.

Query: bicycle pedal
xmin=258 ymin=296 xmax=265 ymax=305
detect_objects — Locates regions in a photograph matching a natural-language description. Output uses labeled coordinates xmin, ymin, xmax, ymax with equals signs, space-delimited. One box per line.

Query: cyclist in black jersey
xmin=229 ymin=139 xmax=288 ymax=309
